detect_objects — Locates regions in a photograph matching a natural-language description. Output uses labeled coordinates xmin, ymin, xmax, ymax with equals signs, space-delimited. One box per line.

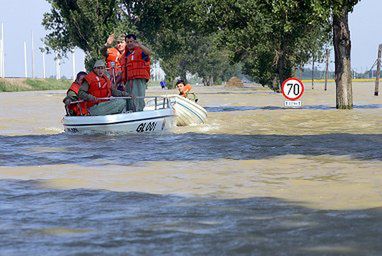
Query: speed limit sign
xmin=281 ymin=78 xmax=305 ymax=101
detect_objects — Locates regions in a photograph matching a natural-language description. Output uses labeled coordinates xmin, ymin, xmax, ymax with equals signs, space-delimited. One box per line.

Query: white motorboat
xmin=145 ymin=95 xmax=207 ymax=126
xmin=62 ymin=96 xmax=176 ymax=134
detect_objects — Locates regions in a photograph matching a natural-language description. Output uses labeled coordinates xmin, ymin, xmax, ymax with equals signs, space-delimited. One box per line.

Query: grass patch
xmin=0 ymin=78 xmax=31 ymax=92
xmin=0 ymin=80 xmax=11 ymax=92
xmin=0 ymin=78 xmax=71 ymax=92
xmin=25 ymin=79 xmax=71 ymax=90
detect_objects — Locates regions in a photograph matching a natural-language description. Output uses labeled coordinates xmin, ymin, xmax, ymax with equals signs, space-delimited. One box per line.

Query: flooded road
xmin=0 ymin=82 xmax=381 ymax=255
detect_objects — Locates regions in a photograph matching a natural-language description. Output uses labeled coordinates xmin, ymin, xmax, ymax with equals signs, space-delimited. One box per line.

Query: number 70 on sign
xmin=281 ymin=78 xmax=305 ymax=101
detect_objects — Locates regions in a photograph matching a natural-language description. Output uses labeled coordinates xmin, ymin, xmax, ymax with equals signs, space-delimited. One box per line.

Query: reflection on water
xmin=205 ymin=104 xmax=382 ymax=112
xmin=354 ymin=104 xmax=382 ymax=109
xmin=0 ymin=83 xmax=382 ymax=254
xmin=205 ymin=106 xmax=281 ymax=112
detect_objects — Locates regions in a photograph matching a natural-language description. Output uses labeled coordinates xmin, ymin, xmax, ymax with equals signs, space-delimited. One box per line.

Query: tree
xmin=119 ymin=0 xmax=236 ymax=86
xmin=43 ymin=0 xmax=359 ymax=111
xmin=332 ymin=2 xmax=359 ymax=109
xmin=187 ymin=0 xmax=332 ymax=89
xmin=314 ymin=0 xmax=360 ymax=109
xmin=42 ymin=0 xmax=130 ymax=69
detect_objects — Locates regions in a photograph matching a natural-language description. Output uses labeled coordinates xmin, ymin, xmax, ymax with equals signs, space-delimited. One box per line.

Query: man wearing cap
xmin=101 ymin=33 xmax=127 ymax=90
xmin=78 ymin=60 xmax=127 ymax=116
xmin=124 ymin=33 xmax=151 ymax=112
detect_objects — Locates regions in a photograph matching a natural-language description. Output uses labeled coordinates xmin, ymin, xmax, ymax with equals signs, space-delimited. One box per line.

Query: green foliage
xmin=0 ymin=80 xmax=16 ymax=92
xmin=120 ymin=0 xmax=241 ymax=85
xmin=312 ymin=0 xmax=360 ymax=17
xmin=42 ymin=0 xmax=360 ymax=91
xmin=43 ymin=0 xmax=238 ymax=84
xmin=191 ymin=0 xmax=333 ymax=87
xmin=43 ymin=0 xmax=131 ymax=70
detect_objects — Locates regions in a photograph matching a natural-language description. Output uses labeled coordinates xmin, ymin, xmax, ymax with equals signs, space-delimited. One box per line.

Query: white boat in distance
xmin=62 ymin=96 xmax=176 ymax=134
xmin=146 ymin=95 xmax=207 ymax=126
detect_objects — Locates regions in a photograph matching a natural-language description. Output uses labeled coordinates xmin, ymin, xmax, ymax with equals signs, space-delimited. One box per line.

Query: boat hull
xmin=62 ymin=108 xmax=175 ymax=134
xmin=172 ymin=95 xmax=207 ymax=126
xmin=145 ymin=95 xmax=207 ymax=126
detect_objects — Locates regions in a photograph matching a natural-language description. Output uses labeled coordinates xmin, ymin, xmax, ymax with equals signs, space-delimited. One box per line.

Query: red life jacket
xmin=126 ymin=47 xmax=150 ymax=81
xmin=84 ymin=71 xmax=111 ymax=109
xmin=68 ymin=81 xmax=80 ymax=95
xmin=106 ymin=47 xmax=123 ymax=73
xmin=67 ymin=82 xmax=88 ymax=116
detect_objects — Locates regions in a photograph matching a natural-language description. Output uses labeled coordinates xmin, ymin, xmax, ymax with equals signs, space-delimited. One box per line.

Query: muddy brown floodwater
xmin=0 ymin=82 xmax=381 ymax=255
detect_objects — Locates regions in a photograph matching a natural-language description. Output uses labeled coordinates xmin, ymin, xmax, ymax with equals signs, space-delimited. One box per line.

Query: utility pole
xmin=374 ymin=44 xmax=382 ymax=96
xmin=0 ymin=22 xmax=4 ymax=78
xmin=42 ymin=50 xmax=46 ymax=79
xmin=24 ymin=41 xmax=28 ymax=78
xmin=311 ymin=57 xmax=314 ymax=89
xmin=324 ymin=49 xmax=330 ymax=91
xmin=31 ymin=31 xmax=35 ymax=78
xmin=55 ymin=52 xmax=61 ymax=80
xmin=0 ymin=23 xmax=2 ymax=78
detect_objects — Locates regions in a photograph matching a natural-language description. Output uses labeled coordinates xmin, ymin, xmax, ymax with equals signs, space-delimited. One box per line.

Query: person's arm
xmin=101 ymin=33 xmax=115 ymax=58
xmin=78 ymin=80 xmax=97 ymax=101
xmin=184 ymin=84 xmax=192 ymax=94
xmin=136 ymin=41 xmax=151 ymax=56
xmin=111 ymin=87 xmax=127 ymax=97
xmin=63 ymin=90 xmax=79 ymax=105
xmin=189 ymin=92 xmax=198 ymax=102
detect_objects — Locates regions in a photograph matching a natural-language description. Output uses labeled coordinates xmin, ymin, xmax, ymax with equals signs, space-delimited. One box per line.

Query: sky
xmin=0 ymin=0 xmax=380 ymax=78
xmin=0 ymin=0 xmax=85 ymax=79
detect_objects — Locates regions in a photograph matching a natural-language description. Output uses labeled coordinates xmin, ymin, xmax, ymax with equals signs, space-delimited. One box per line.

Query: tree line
xmin=43 ymin=0 xmax=360 ymax=109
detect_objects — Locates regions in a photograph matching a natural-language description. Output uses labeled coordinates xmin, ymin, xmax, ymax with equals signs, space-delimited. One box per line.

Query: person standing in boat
xmin=160 ymin=80 xmax=167 ymax=90
xmin=176 ymin=79 xmax=198 ymax=102
xmin=101 ymin=33 xmax=127 ymax=91
xmin=78 ymin=60 xmax=127 ymax=116
xmin=63 ymin=71 xmax=88 ymax=116
xmin=124 ymin=34 xmax=151 ymax=112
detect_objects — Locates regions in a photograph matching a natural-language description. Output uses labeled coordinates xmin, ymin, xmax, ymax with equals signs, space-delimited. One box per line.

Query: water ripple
xmin=0 ymin=133 xmax=380 ymax=167
xmin=1 ymin=179 xmax=382 ymax=255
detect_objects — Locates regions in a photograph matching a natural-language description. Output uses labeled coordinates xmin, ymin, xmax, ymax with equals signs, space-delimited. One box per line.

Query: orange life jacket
xmin=180 ymin=84 xmax=192 ymax=97
xmin=84 ymin=71 xmax=111 ymax=109
xmin=106 ymin=47 xmax=123 ymax=74
xmin=67 ymin=82 xmax=88 ymax=116
xmin=126 ymin=47 xmax=150 ymax=81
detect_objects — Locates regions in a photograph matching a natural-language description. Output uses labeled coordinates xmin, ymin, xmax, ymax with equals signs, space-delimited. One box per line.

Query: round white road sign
xmin=281 ymin=78 xmax=305 ymax=101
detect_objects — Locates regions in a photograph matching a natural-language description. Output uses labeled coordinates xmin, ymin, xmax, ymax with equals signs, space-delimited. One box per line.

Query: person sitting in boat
xmin=101 ymin=33 xmax=126 ymax=91
xmin=78 ymin=60 xmax=127 ymax=116
xmin=63 ymin=71 xmax=88 ymax=116
xmin=176 ymin=79 xmax=198 ymax=102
